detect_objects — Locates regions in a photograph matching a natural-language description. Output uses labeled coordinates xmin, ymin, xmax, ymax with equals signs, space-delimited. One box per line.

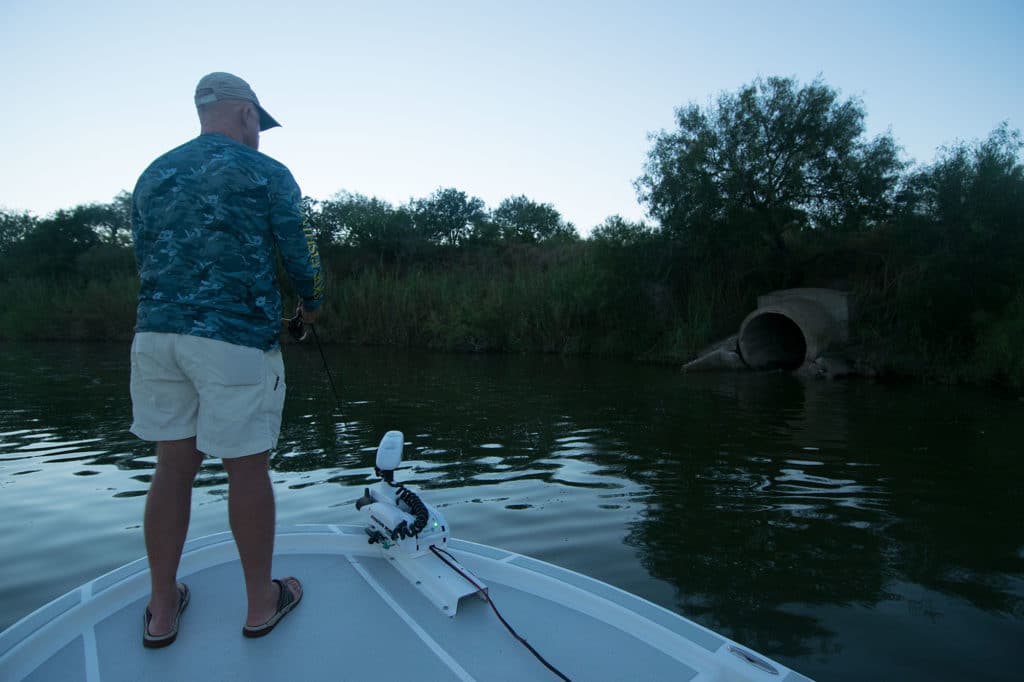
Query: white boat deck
xmin=0 ymin=525 xmax=812 ymax=681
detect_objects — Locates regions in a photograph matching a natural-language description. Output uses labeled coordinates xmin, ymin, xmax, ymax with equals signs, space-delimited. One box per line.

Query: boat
xmin=0 ymin=432 xmax=812 ymax=681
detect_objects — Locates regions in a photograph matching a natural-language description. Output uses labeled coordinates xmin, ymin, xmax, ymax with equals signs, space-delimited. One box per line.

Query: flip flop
xmin=242 ymin=577 xmax=303 ymax=638
xmin=143 ymin=583 xmax=190 ymax=649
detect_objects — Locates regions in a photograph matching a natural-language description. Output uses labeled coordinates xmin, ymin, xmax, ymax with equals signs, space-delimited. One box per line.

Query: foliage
xmin=0 ymin=192 xmax=132 ymax=280
xmin=81 ymin=190 xmax=132 ymax=246
xmin=492 ymin=195 xmax=578 ymax=244
xmin=300 ymin=189 xmax=581 ymax=265
xmin=0 ymin=210 xmax=36 ymax=256
xmin=325 ymin=248 xmax=599 ymax=353
xmin=587 ymin=216 xmax=674 ymax=351
xmin=636 ymin=76 xmax=905 ymax=256
xmin=308 ymin=192 xmax=421 ymax=267
xmin=2 ymin=209 xmax=101 ymax=279
xmin=0 ymin=275 xmax=137 ymax=341
xmin=874 ymin=125 xmax=1024 ymax=369
xmin=971 ymin=289 xmax=1024 ymax=388
xmin=409 ymin=187 xmax=487 ymax=247
xmin=590 ymin=215 xmax=657 ymax=246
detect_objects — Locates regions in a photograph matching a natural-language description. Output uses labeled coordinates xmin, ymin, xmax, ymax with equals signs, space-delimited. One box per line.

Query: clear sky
xmin=1 ymin=0 xmax=1020 ymax=234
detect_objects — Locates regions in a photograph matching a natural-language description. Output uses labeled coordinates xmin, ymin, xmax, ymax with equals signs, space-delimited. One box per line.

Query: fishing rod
xmin=285 ymin=309 xmax=341 ymax=407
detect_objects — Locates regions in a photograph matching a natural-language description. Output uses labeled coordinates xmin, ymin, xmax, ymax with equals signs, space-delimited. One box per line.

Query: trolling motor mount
xmin=354 ymin=430 xmax=486 ymax=615
xmin=355 ymin=430 xmax=448 ymax=555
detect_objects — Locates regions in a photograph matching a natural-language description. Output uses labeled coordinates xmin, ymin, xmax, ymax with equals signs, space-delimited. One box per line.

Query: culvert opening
xmin=739 ymin=312 xmax=807 ymax=370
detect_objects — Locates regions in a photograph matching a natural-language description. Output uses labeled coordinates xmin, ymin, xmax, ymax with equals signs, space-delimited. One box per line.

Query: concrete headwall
xmin=737 ymin=288 xmax=850 ymax=370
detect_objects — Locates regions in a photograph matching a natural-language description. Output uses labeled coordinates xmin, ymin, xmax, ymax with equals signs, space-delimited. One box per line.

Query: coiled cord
xmin=389 ymin=482 xmax=429 ymax=537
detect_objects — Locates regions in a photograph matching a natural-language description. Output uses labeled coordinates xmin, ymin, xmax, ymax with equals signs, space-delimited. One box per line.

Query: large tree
xmin=636 ymin=76 xmax=904 ymax=252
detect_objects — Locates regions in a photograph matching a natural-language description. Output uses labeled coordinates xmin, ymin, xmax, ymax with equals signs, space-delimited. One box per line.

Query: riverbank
xmin=2 ymin=249 xmax=1022 ymax=396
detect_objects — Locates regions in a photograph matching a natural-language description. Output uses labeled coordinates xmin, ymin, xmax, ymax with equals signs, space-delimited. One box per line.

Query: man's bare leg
xmin=222 ymin=452 xmax=302 ymax=626
xmin=144 ymin=437 xmax=203 ymax=636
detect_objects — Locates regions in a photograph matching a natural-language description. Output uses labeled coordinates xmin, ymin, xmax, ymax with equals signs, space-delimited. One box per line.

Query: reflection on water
xmin=1 ymin=342 xmax=1022 ymax=681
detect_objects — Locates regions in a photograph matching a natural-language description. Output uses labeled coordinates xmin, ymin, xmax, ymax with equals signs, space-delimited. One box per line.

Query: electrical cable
xmin=388 ymin=481 xmax=429 ymax=536
xmin=429 ymin=545 xmax=572 ymax=682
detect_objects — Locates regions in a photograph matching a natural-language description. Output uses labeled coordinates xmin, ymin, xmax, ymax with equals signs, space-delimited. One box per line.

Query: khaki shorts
xmin=129 ymin=332 xmax=286 ymax=459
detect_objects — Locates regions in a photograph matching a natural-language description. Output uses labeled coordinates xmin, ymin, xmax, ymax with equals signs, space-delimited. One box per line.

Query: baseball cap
xmin=194 ymin=72 xmax=281 ymax=131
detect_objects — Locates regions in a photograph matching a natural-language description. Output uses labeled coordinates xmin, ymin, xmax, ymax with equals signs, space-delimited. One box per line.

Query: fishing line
xmin=309 ymin=324 xmax=340 ymax=405
xmin=285 ymin=310 xmax=341 ymax=409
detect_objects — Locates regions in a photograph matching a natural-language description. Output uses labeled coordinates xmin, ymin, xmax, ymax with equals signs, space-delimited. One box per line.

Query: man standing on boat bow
xmin=129 ymin=72 xmax=322 ymax=647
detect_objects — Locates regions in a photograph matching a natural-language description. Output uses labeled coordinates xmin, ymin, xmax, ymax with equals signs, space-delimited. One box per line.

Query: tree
xmin=892 ymin=125 xmax=1024 ymax=352
xmin=636 ymin=76 xmax=904 ymax=252
xmin=4 ymin=209 xmax=101 ymax=278
xmin=61 ymin=193 xmax=133 ymax=246
xmin=902 ymin=123 xmax=1023 ymax=239
xmin=463 ymin=217 xmax=503 ymax=247
xmin=0 ymin=209 xmax=36 ymax=258
xmin=318 ymin=192 xmax=419 ymax=264
xmin=492 ymin=195 xmax=578 ymax=243
xmin=299 ymin=196 xmax=332 ymax=246
xmin=589 ymin=215 xmax=656 ymax=247
xmin=106 ymin=191 xmax=133 ymax=245
xmin=409 ymin=188 xmax=487 ymax=247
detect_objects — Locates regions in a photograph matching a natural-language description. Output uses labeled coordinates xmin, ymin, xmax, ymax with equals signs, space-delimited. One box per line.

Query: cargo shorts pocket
xmin=214 ymin=342 xmax=264 ymax=386
xmin=131 ymin=332 xmax=181 ymax=381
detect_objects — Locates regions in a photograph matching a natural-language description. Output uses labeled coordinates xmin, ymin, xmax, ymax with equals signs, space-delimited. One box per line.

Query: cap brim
xmin=258 ymin=106 xmax=281 ymax=131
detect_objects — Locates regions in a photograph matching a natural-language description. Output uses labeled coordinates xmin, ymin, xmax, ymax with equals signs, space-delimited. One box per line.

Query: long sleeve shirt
xmin=132 ymin=133 xmax=323 ymax=350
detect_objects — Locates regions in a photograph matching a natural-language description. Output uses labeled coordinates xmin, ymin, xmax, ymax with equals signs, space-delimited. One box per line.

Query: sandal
xmin=242 ymin=577 xmax=303 ymax=638
xmin=143 ymin=583 xmax=190 ymax=649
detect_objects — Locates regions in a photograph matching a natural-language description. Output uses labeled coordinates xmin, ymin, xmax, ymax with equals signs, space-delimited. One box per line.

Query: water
xmin=1 ymin=342 xmax=1022 ymax=681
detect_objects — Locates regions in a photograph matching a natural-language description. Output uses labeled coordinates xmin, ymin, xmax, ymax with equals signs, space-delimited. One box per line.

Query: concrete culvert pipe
xmin=738 ymin=300 xmax=836 ymax=370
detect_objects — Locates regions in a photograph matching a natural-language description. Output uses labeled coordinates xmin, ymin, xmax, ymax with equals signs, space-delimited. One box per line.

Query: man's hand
xmin=298 ymin=303 xmax=320 ymax=325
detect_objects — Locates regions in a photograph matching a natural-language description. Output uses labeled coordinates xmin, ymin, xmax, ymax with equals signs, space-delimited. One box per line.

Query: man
xmin=129 ymin=72 xmax=323 ymax=648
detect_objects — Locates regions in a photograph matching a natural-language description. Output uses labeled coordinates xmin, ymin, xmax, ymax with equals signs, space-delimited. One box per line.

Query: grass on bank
xmin=2 ymin=240 xmax=1023 ymax=392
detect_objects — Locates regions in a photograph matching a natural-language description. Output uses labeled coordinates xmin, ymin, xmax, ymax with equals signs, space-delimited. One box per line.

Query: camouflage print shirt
xmin=131 ymin=133 xmax=323 ymax=350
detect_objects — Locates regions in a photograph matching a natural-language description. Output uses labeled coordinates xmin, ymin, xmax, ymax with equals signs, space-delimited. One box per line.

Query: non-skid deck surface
xmin=24 ymin=552 xmax=697 ymax=682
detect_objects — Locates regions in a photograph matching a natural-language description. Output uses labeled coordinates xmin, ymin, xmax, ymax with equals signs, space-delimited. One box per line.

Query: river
xmin=1 ymin=342 xmax=1021 ymax=681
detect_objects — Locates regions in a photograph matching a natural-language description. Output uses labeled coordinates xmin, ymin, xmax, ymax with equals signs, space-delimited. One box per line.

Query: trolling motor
xmin=354 ymin=431 xmax=486 ymax=615
xmin=355 ymin=431 xmax=449 ymax=555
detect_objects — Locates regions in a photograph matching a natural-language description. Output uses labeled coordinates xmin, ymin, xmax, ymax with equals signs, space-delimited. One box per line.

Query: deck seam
xmin=84 ymin=624 xmax=100 ymax=682
xmin=346 ymin=555 xmax=476 ymax=682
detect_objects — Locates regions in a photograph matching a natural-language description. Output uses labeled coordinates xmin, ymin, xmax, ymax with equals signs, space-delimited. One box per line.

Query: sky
xmin=1 ymin=0 xmax=1020 ymax=234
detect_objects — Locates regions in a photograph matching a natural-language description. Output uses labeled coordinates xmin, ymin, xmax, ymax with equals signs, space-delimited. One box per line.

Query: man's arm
xmin=269 ymin=169 xmax=324 ymax=314
xmin=130 ymin=187 xmax=146 ymax=268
